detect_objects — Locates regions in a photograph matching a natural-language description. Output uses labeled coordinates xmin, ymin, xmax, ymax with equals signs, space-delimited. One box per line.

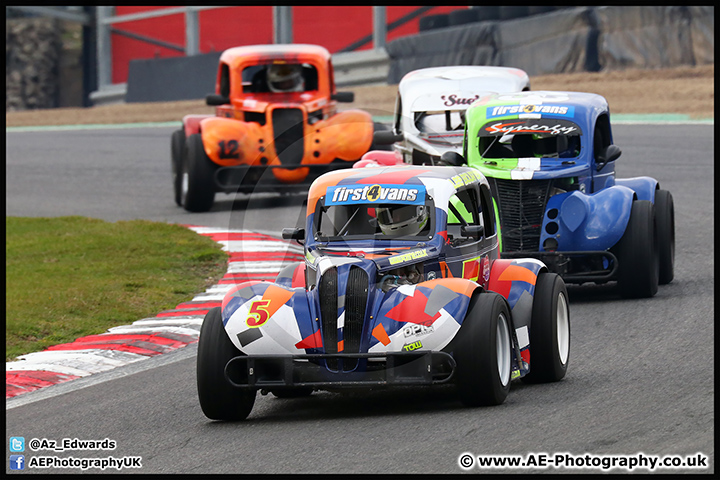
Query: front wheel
xmin=522 ymin=273 xmax=570 ymax=384
xmin=197 ymin=307 xmax=256 ymax=421
xmin=171 ymin=128 xmax=185 ymax=206
xmin=655 ymin=189 xmax=675 ymax=284
xmin=613 ymin=200 xmax=659 ymax=298
xmin=181 ymin=133 xmax=216 ymax=212
xmin=454 ymin=291 xmax=513 ymax=407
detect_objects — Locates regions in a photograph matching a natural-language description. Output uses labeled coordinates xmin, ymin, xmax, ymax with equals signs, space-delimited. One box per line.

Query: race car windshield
xmin=315 ymin=203 xmax=433 ymax=241
xmin=415 ymin=111 xmax=465 ymax=137
xmin=242 ymin=63 xmax=319 ymax=93
xmin=477 ymin=119 xmax=583 ymax=159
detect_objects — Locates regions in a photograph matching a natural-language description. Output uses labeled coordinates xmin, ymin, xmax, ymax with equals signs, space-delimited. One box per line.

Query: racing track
xmin=5 ymin=124 xmax=714 ymax=474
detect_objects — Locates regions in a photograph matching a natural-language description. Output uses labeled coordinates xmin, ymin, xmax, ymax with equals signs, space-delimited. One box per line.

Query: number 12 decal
xmin=246 ymin=299 xmax=271 ymax=328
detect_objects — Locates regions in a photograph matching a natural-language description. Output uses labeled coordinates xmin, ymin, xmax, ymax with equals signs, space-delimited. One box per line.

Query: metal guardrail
xmin=89 ymin=49 xmax=391 ymax=106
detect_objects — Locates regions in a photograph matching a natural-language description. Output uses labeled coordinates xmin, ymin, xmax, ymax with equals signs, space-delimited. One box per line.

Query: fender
xmin=354 ymin=150 xmax=404 ymax=168
xmin=541 ymin=185 xmax=635 ymax=252
xmin=615 ymin=176 xmax=658 ymax=202
xmin=369 ymin=277 xmax=479 ymax=354
xmin=275 ymin=262 xmax=306 ymax=289
xmin=487 ymin=258 xmax=545 ymax=329
xmin=312 ymin=109 xmax=373 ymax=162
xmin=199 ymin=116 xmax=266 ymax=167
xmin=221 ymin=281 xmax=315 ymax=355
xmin=182 ymin=114 xmax=213 ymax=137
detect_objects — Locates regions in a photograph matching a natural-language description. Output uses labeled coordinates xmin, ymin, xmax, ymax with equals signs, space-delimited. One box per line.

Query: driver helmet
xmin=267 ymin=63 xmax=304 ymax=93
xmin=377 ymin=205 xmax=429 ymax=236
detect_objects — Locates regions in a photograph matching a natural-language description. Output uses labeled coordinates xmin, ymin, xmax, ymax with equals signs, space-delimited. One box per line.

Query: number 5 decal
xmin=246 ymin=300 xmax=271 ymax=328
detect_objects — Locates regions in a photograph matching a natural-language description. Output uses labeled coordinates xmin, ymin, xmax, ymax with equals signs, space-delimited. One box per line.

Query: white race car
xmin=374 ymin=66 xmax=530 ymax=165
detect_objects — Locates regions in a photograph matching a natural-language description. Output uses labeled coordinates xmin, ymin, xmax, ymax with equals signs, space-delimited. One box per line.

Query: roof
xmin=219 ymin=44 xmax=332 ymax=68
xmin=306 ymin=165 xmax=488 ymax=216
xmin=468 ymin=90 xmax=610 ymax=131
xmin=399 ymin=66 xmax=530 ymax=112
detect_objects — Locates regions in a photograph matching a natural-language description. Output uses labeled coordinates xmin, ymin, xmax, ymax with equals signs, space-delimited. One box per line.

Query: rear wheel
xmin=181 ymin=133 xmax=216 ymax=212
xmin=655 ymin=189 xmax=675 ymax=284
xmin=197 ymin=307 xmax=256 ymax=421
xmin=171 ymin=128 xmax=185 ymax=206
xmin=613 ymin=200 xmax=659 ymax=298
xmin=454 ymin=292 xmax=512 ymax=407
xmin=522 ymin=273 xmax=570 ymax=384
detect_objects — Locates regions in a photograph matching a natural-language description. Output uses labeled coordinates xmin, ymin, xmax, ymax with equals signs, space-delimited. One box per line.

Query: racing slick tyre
xmin=181 ymin=133 xmax=216 ymax=212
xmin=454 ymin=291 xmax=512 ymax=407
xmin=197 ymin=307 xmax=256 ymax=421
xmin=171 ymin=128 xmax=185 ymax=206
xmin=521 ymin=273 xmax=570 ymax=384
xmin=613 ymin=200 xmax=659 ymax=298
xmin=654 ymin=189 xmax=675 ymax=285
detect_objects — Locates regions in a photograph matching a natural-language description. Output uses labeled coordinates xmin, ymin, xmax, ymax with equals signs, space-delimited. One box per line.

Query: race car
xmin=197 ymin=165 xmax=570 ymax=420
xmin=372 ymin=66 xmax=530 ymax=165
xmin=457 ymin=90 xmax=675 ymax=298
xmin=171 ymin=44 xmax=377 ymax=212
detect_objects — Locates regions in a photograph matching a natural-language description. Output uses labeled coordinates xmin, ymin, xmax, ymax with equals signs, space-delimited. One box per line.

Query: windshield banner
xmin=326 ymin=184 xmax=426 ymax=206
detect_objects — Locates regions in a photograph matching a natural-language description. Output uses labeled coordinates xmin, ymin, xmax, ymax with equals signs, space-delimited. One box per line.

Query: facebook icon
xmin=10 ymin=455 xmax=25 ymax=470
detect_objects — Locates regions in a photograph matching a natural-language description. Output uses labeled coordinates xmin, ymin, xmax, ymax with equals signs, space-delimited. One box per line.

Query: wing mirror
xmin=439 ymin=151 xmax=465 ymax=166
xmin=596 ymin=144 xmax=622 ymax=171
xmin=206 ymin=94 xmax=230 ymax=106
xmin=373 ymin=130 xmax=404 ymax=145
xmin=460 ymin=225 xmax=484 ymax=239
xmin=282 ymin=228 xmax=305 ymax=243
xmin=331 ymin=91 xmax=354 ymax=103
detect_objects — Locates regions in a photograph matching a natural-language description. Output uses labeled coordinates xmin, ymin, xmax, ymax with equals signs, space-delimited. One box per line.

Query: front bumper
xmin=501 ymin=250 xmax=618 ymax=283
xmin=215 ymin=164 xmax=353 ymax=194
xmin=224 ymin=351 xmax=456 ymax=389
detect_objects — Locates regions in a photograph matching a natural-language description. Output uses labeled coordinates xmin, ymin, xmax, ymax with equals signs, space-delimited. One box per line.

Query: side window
xmin=594 ymin=114 xmax=611 ymax=160
xmin=393 ymin=94 xmax=402 ymax=135
xmin=220 ymin=63 xmax=230 ymax=98
xmin=448 ymin=187 xmax=480 ymax=227
xmin=479 ymin=184 xmax=495 ymax=237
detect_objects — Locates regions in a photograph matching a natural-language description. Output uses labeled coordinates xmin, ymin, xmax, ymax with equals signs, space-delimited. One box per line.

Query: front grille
xmin=272 ymin=108 xmax=304 ymax=166
xmin=343 ymin=266 xmax=369 ymax=370
xmin=490 ymin=178 xmax=552 ymax=252
xmin=319 ymin=267 xmax=338 ymax=369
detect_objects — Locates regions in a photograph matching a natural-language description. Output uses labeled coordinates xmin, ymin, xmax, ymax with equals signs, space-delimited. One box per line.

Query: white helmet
xmin=377 ymin=205 xmax=429 ymax=236
xmin=267 ymin=64 xmax=304 ymax=93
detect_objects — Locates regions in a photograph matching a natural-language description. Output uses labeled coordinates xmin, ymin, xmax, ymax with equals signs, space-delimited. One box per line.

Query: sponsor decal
xmin=441 ymin=94 xmax=480 ymax=107
xmin=389 ymin=249 xmax=428 ymax=265
xmin=450 ymin=170 xmax=483 ymax=189
xmin=426 ymin=270 xmax=437 ymax=280
xmin=480 ymin=120 xmax=579 ymax=137
xmin=326 ymin=184 xmax=425 ymax=206
xmin=403 ymin=324 xmax=434 ymax=338
xmin=402 ymin=340 xmax=423 ymax=352
xmin=487 ymin=104 xmax=574 ymax=119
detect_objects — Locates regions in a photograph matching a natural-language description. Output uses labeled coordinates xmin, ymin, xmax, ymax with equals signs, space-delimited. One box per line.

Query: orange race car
xmin=171 ymin=44 xmax=378 ymax=212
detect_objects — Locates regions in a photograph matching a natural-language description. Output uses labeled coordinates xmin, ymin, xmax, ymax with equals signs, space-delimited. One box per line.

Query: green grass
xmin=5 ymin=216 xmax=229 ymax=361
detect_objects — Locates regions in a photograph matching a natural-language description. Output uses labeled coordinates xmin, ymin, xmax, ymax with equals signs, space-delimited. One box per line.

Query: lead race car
xmin=197 ymin=165 xmax=570 ymax=420
xmin=456 ymin=91 xmax=675 ymax=298
xmin=171 ymin=44 xmax=377 ymax=212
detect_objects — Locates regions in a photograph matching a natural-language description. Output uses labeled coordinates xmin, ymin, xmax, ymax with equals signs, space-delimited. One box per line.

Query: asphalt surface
xmin=5 ymin=124 xmax=714 ymax=474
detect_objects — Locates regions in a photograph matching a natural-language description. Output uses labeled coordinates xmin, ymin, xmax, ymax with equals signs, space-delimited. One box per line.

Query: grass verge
xmin=5 ymin=216 xmax=229 ymax=361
